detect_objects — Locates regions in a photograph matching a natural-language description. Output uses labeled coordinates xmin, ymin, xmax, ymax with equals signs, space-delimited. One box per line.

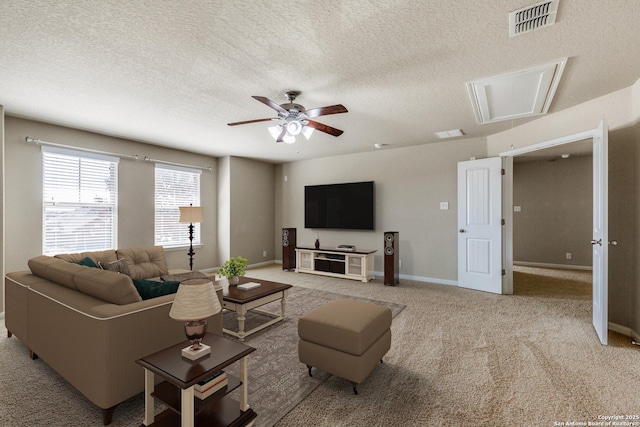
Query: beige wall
xmin=217 ymin=156 xmax=231 ymax=264
xmin=609 ymin=125 xmax=638 ymax=328
xmin=0 ymin=105 xmax=4 ymax=313
xmin=275 ymin=138 xmax=487 ymax=283
xmin=228 ymin=157 xmax=275 ymax=264
xmin=634 ymin=122 xmax=640 ymax=336
xmin=513 ymin=156 xmax=592 ymax=267
xmin=3 ymin=116 xmax=219 ymax=273
xmin=217 ymin=156 xmax=275 ymax=266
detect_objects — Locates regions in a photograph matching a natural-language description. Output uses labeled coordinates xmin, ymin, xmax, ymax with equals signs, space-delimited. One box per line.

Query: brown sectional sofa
xmin=4 ymin=246 xmax=222 ymax=425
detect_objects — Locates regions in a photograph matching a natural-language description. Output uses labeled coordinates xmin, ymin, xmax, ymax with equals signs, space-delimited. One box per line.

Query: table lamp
xmin=169 ymin=279 xmax=221 ymax=360
xmin=178 ymin=204 xmax=204 ymax=271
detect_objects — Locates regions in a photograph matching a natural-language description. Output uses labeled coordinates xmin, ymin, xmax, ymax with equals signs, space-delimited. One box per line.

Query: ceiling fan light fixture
xmin=283 ymin=133 xmax=296 ymax=144
xmin=301 ymin=125 xmax=314 ymax=140
xmin=268 ymin=125 xmax=283 ymax=140
xmin=286 ymin=120 xmax=303 ymax=136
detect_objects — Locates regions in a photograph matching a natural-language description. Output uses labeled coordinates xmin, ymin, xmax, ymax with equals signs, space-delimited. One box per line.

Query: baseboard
xmin=201 ymin=260 xmax=277 ymax=277
xmin=514 ymin=261 xmax=592 ymax=271
xmin=248 ymin=260 xmax=277 ymax=269
xmin=372 ymin=271 xmax=457 ymax=286
xmin=608 ymin=321 xmax=640 ymax=343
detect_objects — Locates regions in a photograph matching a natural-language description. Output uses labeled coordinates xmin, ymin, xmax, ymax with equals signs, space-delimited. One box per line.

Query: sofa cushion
xmin=29 ymin=255 xmax=80 ymax=291
xmin=74 ymin=267 xmax=142 ymax=305
xmin=133 ymin=278 xmax=180 ymax=300
xmin=99 ymin=258 xmax=131 ymax=276
xmin=54 ymin=250 xmax=117 ymax=265
xmin=116 ymin=246 xmax=169 ymax=280
xmin=28 ymin=255 xmax=142 ymax=305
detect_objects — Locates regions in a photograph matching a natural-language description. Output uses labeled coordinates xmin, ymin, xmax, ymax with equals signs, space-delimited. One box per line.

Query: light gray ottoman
xmin=298 ymin=298 xmax=392 ymax=394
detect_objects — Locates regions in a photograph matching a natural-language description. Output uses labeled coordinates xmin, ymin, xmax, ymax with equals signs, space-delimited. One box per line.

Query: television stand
xmin=295 ymin=247 xmax=376 ymax=282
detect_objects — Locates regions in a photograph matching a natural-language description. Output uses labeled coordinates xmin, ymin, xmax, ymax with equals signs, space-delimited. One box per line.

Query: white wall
xmin=276 ymin=138 xmax=487 ymax=283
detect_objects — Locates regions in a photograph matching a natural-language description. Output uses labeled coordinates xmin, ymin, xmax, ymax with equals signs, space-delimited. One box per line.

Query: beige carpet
xmin=2 ymin=265 xmax=639 ymax=426
xmin=248 ymin=265 xmax=640 ymax=427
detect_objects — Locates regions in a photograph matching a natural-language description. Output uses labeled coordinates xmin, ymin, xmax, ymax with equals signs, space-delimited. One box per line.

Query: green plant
xmin=217 ymin=256 xmax=248 ymax=279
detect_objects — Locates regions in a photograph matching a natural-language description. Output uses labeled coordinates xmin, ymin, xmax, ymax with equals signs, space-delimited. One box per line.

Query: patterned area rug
xmin=222 ymin=286 xmax=406 ymax=427
xmin=0 ymin=285 xmax=404 ymax=427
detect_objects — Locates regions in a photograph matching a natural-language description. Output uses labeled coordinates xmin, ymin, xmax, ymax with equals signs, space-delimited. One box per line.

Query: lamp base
xmin=181 ymin=343 xmax=211 ymax=360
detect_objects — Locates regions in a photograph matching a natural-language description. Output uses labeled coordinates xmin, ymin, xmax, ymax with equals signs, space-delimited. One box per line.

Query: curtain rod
xmin=143 ymin=156 xmax=212 ymax=171
xmin=25 ymin=137 xmax=139 ymax=160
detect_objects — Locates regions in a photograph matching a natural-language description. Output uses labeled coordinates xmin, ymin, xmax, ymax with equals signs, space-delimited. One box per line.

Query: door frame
xmin=499 ymin=128 xmax=595 ymax=294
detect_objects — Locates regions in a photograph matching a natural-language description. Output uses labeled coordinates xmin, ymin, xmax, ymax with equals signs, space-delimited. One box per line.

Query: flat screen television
xmin=304 ymin=181 xmax=375 ymax=230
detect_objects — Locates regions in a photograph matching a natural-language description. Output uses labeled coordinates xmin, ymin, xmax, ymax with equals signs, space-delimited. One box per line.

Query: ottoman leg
xmin=307 ymin=365 xmax=313 ymax=377
xmin=351 ymin=382 xmax=358 ymax=395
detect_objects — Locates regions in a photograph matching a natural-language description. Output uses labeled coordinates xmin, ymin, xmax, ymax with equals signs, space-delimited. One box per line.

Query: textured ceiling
xmin=1 ymin=1 xmax=639 ymax=163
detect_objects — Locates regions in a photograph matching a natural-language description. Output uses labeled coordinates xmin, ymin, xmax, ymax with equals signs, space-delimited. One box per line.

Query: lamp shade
xmin=169 ymin=279 xmax=221 ymax=321
xmin=179 ymin=206 xmax=204 ymax=223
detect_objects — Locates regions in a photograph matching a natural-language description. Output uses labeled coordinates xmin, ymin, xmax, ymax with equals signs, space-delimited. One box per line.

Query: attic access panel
xmin=466 ymin=58 xmax=567 ymax=124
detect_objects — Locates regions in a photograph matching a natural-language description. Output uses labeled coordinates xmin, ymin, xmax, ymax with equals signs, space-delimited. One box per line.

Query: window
xmin=42 ymin=147 xmax=118 ymax=255
xmin=155 ymin=164 xmax=201 ymax=248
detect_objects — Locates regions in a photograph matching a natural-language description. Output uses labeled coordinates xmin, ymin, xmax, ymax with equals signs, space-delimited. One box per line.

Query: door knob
xmin=459 ymin=229 xmax=466 ymax=233
xmin=590 ymin=239 xmax=602 ymax=246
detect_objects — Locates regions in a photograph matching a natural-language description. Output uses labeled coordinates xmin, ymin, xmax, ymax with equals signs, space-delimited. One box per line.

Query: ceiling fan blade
xmin=276 ymin=125 xmax=287 ymax=143
xmin=252 ymin=96 xmax=289 ymax=114
xmin=305 ymin=120 xmax=344 ymax=137
xmin=303 ymin=104 xmax=348 ymax=118
xmin=227 ymin=118 xmax=277 ymax=126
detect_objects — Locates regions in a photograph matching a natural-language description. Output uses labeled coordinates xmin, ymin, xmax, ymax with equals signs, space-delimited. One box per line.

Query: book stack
xmin=194 ymin=370 xmax=228 ymax=400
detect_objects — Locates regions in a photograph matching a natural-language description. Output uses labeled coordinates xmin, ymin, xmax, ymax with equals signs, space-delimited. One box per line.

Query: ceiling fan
xmin=227 ymin=91 xmax=348 ymax=144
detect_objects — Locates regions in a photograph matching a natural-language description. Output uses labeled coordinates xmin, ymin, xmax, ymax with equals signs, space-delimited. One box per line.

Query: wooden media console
xmin=295 ymin=246 xmax=376 ymax=282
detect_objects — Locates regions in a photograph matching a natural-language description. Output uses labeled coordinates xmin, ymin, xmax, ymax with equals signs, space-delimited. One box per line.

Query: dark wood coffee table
xmin=217 ymin=276 xmax=292 ymax=342
xmin=136 ymin=333 xmax=257 ymax=427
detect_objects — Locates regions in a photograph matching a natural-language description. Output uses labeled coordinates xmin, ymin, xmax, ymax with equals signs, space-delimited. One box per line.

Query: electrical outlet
xmin=565 ymin=252 xmax=572 ymax=260
xmin=440 ymin=202 xmax=449 ymax=210
xmin=263 ymin=250 xmax=267 ymax=257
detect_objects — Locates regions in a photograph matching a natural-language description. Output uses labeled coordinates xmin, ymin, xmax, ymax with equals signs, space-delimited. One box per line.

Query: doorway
xmin=511 ymin=140 xmax=593 ymax=296
xmin=499 ymin=121 xmax=609 ymax=345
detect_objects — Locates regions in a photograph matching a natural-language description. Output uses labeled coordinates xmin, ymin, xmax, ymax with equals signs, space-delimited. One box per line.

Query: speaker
xmin=282 ymin=228 xmax=297 ymax=270
xmin=384 ymin=231 xmax=399 ymax=286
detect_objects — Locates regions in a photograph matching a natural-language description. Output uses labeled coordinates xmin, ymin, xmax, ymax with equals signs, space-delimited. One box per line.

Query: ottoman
xmin=298 ymin=298 xmax=392 ymax=394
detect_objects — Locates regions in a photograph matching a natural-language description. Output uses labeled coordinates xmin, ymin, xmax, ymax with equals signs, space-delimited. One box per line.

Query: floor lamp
xmin=179 ymin=204 xmax=204 ymax=270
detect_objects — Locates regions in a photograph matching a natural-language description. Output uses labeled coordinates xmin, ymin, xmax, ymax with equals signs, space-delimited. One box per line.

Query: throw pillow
xmin=133 ymin=278 xmax=180 ymax=300
xmin=74 ymin=256 xmax=99 ymax=268
xmin=99 ymin=258 xmax=131 ymax=276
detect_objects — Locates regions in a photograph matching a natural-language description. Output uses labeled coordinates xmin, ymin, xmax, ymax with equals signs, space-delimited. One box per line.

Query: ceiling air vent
xmin=509 ymin=0 xmax=559 ymax=37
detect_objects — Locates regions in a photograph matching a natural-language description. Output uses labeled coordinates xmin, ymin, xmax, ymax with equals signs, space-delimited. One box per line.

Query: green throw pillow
xmin=133 ymin=279 xmax=180 ymax=300
xmin=74 ymin=257 xmax=99 ymax=268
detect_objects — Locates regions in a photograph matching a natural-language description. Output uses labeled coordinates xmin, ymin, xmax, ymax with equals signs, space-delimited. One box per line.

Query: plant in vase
xmin=217 ymin=256 xmax=248 ymax=285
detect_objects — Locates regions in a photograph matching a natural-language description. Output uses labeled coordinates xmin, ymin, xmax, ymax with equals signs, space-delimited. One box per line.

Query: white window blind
xmin=155 ymin=164 xmax=201 ymax=248
xmin=42 ymin=146 xmax=118 ymax=255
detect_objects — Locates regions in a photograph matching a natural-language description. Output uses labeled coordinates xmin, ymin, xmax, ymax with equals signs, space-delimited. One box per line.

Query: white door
xmin=457 ymin=157 xmax=503 ymax=294
xmin=592 ymin=120 xmax=608 ymax=345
